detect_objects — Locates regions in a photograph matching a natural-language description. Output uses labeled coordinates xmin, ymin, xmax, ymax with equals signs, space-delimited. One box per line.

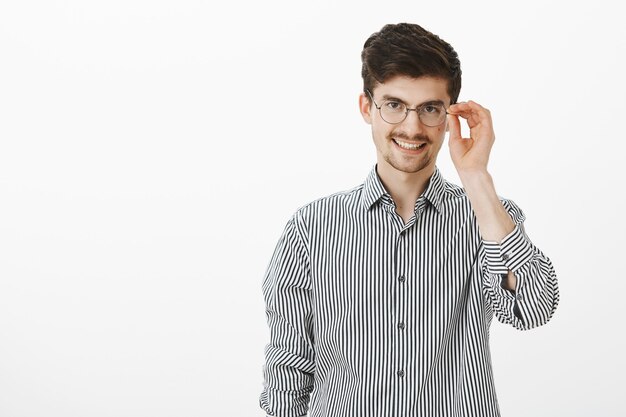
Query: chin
xmin=389 ymin=158 xmax=432 ymax=174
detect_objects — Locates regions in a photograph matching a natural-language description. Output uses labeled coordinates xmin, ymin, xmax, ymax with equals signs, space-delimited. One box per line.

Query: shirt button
xmin=516 ymin=293 xmax=524 ymax=301
xmin=398 ymin=322 xmax=405 ymax=330
xmin=398 ymin=275 xmax=405 ymax=283
xmin=397 ymin=370 xmax=405 ymax=377
xmin=502 ymin=253 xmax=510 ymax=261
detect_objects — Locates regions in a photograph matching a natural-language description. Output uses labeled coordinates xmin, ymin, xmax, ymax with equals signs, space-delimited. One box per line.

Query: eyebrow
xmin=380 ymin=94 xmax=446 ymax=107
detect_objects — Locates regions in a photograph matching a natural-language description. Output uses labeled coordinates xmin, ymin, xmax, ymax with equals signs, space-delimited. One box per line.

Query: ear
xmin=358 ymin=93 xmax=372 ymax=124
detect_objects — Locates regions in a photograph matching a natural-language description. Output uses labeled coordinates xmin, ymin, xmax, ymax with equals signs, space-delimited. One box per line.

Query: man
xmin=259 ymin=23 xmax=558 ymax=417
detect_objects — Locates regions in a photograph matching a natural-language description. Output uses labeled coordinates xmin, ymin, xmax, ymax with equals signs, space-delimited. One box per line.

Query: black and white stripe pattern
xmin=260 ymin=166 xmax=559 ymax=417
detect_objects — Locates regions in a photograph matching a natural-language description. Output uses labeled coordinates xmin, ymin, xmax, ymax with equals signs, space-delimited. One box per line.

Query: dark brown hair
xmin=361 ymin=23 xmax=462 ymax=104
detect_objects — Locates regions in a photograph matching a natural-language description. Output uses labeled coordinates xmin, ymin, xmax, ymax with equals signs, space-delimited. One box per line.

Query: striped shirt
xmin=260 ymin=165 xmax=559 ymax=417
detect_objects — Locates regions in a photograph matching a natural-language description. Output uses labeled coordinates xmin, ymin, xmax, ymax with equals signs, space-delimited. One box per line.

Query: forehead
xmin=373 ymin=75 xmax=451 ymax=105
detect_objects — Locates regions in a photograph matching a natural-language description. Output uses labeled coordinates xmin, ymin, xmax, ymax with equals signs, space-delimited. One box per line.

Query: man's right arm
xmin=260 ymin=216 xmax=315 ymax=417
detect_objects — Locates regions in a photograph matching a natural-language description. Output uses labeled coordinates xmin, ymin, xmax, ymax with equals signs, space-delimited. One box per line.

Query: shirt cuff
xmin=482 ymin=225 xmax=534 ymax=275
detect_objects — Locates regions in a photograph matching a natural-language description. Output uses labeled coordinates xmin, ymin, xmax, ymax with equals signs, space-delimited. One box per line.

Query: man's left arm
xmin=447 ymin=101 xmax=559 ymax=329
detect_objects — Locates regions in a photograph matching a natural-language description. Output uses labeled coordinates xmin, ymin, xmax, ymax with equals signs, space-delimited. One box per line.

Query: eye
xmin=422 ymin=104 xmax=441 ymax=113
xmin=383 ymin=101 xmax=405 ymax=112
xmin=422 ymin=104 xmax=444 ymax=115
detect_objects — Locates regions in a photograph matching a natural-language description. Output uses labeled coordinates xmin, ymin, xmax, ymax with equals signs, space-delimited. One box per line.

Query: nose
xmin=398 ymin=109 xmax=425 ymax=135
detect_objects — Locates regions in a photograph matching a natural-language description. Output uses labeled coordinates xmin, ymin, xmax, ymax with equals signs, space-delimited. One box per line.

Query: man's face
xmin=359 ymin=75 xmax=451 ymax=176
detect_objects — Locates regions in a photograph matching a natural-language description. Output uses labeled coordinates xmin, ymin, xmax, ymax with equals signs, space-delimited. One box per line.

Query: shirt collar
xmin=361 ymin=165 xmax=446 ymax=213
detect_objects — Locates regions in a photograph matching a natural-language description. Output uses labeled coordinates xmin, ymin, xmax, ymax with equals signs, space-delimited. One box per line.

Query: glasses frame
xmin=366 ymin=89 xmax=449 ymax=127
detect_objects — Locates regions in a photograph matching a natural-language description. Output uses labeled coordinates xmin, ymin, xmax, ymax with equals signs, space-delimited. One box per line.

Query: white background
xmin=1 ymin=1 xmax=625 ymax=416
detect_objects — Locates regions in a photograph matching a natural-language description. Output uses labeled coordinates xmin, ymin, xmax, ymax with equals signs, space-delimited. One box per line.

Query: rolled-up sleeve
xmin=480 ymin=199 xmax=559 ymax=330
xmin=260 ymin=216 xmax=315 ymax=417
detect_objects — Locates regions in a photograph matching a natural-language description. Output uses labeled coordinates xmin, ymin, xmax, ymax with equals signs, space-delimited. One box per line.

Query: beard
xmin=384 ymin=152 xmax=432 ymax=173
xmin=383 ymin=130 xmax=434 ymax=174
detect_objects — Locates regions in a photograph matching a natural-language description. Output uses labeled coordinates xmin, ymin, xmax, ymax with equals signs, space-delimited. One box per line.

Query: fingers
xmin=447 ymin=113 xmax=462 ymax=142
xmin=447 ymin=100 xmax=491 ymax=128
xmin=448 ymin=100 xmax=489 ymax=114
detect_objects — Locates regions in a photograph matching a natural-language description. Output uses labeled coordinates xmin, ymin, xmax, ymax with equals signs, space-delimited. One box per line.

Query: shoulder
xmin=295 ymin=183 xmax=365 ymax=215
xmin=442 ymin=179 xmax=466 ymax=200
xmin=439 ymin=178 xmax=525 ymax=222
xmin=438 ymin=177 xmax=470 ymax=209
xmin=290 ymin=183 xmax=365 ymax=226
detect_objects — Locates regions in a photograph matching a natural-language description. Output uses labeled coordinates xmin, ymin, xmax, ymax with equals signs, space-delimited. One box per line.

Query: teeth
xmin=395 ymin=140 xmax=425 ymax=150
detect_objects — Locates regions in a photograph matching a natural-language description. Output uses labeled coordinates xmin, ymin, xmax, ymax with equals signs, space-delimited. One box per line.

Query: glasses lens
xmin=419 ymin=104 xmax=447 ymax=126
xmin=380 ymin=101 xmax=407 ymax=124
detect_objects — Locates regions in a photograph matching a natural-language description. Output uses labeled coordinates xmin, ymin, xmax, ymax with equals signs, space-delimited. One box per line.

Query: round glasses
xmin=367 ymin=90 xmax=448 ymax=127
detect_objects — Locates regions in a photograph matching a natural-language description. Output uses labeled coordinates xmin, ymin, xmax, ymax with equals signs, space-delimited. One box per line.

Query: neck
xmin=376 ymin=162 xmax=434 ymax=214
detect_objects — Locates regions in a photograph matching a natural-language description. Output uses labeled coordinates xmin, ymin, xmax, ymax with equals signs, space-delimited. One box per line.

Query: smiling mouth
xmin=393 ymin=139 xmax=427 ymax=151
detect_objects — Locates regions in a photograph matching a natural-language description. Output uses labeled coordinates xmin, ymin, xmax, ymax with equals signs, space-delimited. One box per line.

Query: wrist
xmin=457 ymin=167 xmax=492 ymax=187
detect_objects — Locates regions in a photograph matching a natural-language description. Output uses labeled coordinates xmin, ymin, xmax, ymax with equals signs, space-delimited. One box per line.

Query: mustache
xmin=388 ymin=131 xmax=431 ymax=143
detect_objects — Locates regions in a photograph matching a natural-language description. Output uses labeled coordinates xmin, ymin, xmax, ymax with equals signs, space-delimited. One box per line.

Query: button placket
xmin=394 ymin=230 xmax=407 ymax=386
